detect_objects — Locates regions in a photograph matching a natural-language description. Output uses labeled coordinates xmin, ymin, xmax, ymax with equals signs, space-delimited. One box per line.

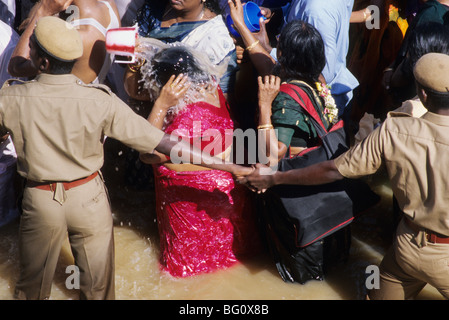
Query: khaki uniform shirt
xmin=335 ymin=111 xmax=449 ymax=236
xmin=0 ymin=74 xmax=164 ymax=182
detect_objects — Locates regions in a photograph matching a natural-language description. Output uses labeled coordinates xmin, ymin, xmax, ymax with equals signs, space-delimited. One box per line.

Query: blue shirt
xmin=282 ymin=0 xmax=358 ymax=109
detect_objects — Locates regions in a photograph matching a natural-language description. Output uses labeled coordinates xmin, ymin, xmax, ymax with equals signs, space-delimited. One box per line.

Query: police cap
xmin=34 ymin=16 xmax=83 ymax=62
xmin=414 ymin=53 xmax=449 ymax=93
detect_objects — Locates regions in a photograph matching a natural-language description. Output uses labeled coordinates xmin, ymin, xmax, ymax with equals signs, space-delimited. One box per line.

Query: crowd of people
xmin=1 ymin=0 xmax=449 ymax=300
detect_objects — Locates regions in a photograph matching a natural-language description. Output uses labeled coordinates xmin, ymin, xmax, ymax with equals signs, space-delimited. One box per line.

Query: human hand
xmin=258 ymin=75 xmax=280 ymax=111
xmin=156 ymin=74 xmax=190 ymax=110
xmin=237 ymin=163 xmax=277 ymax=193
xmin=235 ymin=43 xmax=245 ymax=64
xmin=39 ymin=0 xmax=74 ymax=15
xmin=228 ymin=0 xmax=246 ymax=34
xmin=232 ymin=164 xmax=256 ymax=179
xmin=260 ymin=7 xmax=272 ymax=21
xmin=253 ymin=16 xmax=271 ymax=52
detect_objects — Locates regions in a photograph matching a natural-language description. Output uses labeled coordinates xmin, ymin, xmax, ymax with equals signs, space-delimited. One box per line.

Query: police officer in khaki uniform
xmin=0 ymin=16 xmax=251 ymax=300
xmin=240 ymin=52 xmax=449 ymax=299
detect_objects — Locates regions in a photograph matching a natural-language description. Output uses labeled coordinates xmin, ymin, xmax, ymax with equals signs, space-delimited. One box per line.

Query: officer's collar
xmin=35 ymin=73 xmax=81 ymax=85
xmin=422 ymin=111 xmax=449 ymax=127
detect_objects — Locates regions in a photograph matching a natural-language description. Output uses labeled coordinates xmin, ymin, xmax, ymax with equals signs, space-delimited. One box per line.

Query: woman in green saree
xmin=227 ymin=0 xmax=338 ymax=163
xmin=262 ymin=20 xmax=337 ymax=161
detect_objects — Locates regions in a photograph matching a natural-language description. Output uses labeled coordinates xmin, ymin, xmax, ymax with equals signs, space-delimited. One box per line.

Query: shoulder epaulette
xmin=386 ymin=111 xmax=413 ymax=118
xmin=75 ymin=79 xmax=113 ymax=95
xmin=1 ymin=78 xmax=30 ymax=89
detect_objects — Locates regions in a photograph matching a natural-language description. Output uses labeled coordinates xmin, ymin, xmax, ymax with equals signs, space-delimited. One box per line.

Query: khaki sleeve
xmin=104 ymin=96 xmax=165 ymax=153
xmin=334 ymin=122 xmax=385 ymax=178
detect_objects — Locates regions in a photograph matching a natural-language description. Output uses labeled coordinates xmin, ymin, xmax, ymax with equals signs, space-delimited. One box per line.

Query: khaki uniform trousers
xmin=369 ymin=218 xmax=449 ymax=300
xmin=14 ymin=174 xmax=115 ymax=300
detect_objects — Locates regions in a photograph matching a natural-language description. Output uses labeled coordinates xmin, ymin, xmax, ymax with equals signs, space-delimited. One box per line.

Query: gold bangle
xmin=257 ymin=124 xmax=274 ymax=130
xmin=246 ymin=40 xmax=260 ymax=52
xmin=127 ymin=58 xmax=146 ymax=73
xmin=128 ymin=64 xmax=140 ymax=73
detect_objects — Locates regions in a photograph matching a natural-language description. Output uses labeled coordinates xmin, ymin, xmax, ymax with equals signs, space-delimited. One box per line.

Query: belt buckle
xmin=426 ymin=231 xmax=439 ymax=244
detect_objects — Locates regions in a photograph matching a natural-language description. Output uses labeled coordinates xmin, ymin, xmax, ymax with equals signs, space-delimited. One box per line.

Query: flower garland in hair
xmin=315 ymin=82 xmax=338 ymax=125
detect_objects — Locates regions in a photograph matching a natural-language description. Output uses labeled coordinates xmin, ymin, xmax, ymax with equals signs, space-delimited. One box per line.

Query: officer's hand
xmin=237 ymin=163 xmax=276 ymax=193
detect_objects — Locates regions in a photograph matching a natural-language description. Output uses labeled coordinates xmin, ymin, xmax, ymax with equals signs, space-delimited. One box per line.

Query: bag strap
xmin=279 ymin=83 xmax=328 ymax=135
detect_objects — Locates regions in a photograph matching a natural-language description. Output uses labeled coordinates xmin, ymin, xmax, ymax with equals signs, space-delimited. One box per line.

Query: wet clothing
xmin=153 ymin=88 xmax=260 ymax=277
xmin=0 ymin=74 xmax=164 ymax=299
xmin=335 ymin=111 xmax=449 ymax=299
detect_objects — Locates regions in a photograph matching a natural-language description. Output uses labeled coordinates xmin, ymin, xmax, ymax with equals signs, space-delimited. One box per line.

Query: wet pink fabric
xmin=153 ymin=89 xmax=259 ymax=277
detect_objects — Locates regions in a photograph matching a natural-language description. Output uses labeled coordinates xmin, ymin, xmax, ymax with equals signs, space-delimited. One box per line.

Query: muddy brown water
xmin=0 ymin=140 xmax=443 ymax=300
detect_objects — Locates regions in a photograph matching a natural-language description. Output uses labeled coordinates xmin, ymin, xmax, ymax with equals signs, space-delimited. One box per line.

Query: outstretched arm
xmin=141 ymin=74 xmax=254 ymax=176
xmin=154 ymin=133 xmax=255 ymax=177
xmin=238 ymin=160 xmax=344 ymax=192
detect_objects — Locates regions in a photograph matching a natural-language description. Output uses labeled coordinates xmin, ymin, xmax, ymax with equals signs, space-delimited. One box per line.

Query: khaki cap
xmin=34 ymin=16 xmax=83 ymax=62
xmin=414 ymin=52 xmax=449 ymax=93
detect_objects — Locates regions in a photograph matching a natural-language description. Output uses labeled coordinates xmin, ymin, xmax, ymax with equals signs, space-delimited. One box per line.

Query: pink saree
xmin=153 ymin=88 xmax=259 ymax=277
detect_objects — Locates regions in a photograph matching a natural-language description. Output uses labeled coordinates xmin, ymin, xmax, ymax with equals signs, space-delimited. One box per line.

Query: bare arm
xmin=228 ymin=0 xmax=276 ymax=76
xmin=139 ymin=74 xmax=189 ymax=164
xmin=238 ymin=160 xmax=344 ymax=192
xmin=8 ymin=0 xmax=73 ymax=77
xmin=154 ymin=133 xmax=254 ymax=177
xmin=256 ymin=75 xmax=288 ymax=165
xmin=141 ymin=74 xmax=255 ymax=177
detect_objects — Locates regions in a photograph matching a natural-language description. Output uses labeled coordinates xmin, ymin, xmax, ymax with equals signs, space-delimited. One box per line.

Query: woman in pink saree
xmin=132 ymin=46 xmax=260 ymax=277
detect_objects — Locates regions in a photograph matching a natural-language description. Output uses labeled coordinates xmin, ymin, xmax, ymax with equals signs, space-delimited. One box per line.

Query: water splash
xmin=135 ymin=37 xmax=222 ymax=118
